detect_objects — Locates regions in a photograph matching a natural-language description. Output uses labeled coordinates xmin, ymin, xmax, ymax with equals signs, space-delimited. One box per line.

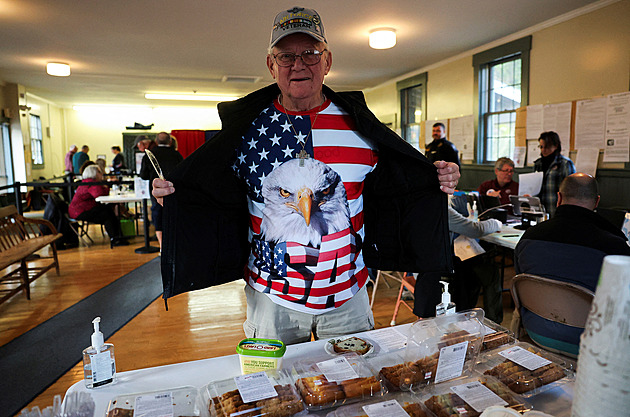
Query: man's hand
xmin=152 ymin=178 xmax=175 ymax=206
xmin=434 ymin=161 xmax=460 ymax=194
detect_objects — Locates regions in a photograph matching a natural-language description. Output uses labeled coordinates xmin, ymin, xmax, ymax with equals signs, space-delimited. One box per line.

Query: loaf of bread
xmin=209 ymin=384 xmax=304 ymax=417
xmin=483 ymin=347 xmax=565 ymax=394
xmin=481 ymin=331 xmax=512 ymax=351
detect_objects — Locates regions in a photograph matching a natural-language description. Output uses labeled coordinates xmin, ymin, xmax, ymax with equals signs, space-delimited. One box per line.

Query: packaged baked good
xmin=422 ymin=374 xmax=530 ymax=417
xmin=479 ymin=318 xmax=516 ymax=353
xmin=377 ymin=310 xmax=485 ymax=392
xmin=292 ymin=353 xmax=383 ymax=411
xmin=105 ymin=386 xmax=201 ymax=417
xmin=325 ymin=392 xmax=432 ymax=417
xmin=202 ymin=370 xmax=306 ymax=417
xmin=477 ymin=342 xmax=574 ymax=397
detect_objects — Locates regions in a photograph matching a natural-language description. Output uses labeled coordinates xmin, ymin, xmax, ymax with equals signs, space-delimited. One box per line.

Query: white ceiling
xmin=0 ymin=0 xmax=604 ymax=108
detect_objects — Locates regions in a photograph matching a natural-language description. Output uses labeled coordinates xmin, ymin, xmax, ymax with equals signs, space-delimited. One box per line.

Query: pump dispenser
xmin=436 ymin=281 xmax=456 ymax=316
xmin=471 ymin=201 xmax=478 ymax=222
xmin=82 ymin=317 xmax=116 ymax=388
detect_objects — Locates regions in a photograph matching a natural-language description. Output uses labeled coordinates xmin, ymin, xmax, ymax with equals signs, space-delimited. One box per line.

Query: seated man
xmin=514 ymin=173 xmax=630 ymax=356
xmin=478 ymin=157 xmax=518 ymax=206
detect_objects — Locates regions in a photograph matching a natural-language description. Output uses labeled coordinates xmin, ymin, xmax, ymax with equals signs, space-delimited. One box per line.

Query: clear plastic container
xmin=202 ymin=369 xmax=306 ymax=417
xmin=421 ymin=374 xmax=531 ymax=416
xmin=292 ymin=352 xmax=384 ymax=411
xmin=105 ymin=386 xmax=202 ymax=417
xmin=477 ymin=342 xmax=575 ymax=397
xmin=377 ymin=310 xmax=485 ymax=393
xmin=325 ymin=392 xmax=433 ymax=417
xmin=479 ymin=318 xmax=517 ymax=353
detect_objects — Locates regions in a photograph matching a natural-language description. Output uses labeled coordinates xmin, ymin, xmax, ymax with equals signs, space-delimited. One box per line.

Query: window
xmin=474 ymin=37 xmax=530 ymax=163
xmin=29 ymin=114 xmax=44 ymax=166
xmin=0 ymin=123 xmax=13 ymax=186
xmin=397 ymin=73 xmax=427 ymax=149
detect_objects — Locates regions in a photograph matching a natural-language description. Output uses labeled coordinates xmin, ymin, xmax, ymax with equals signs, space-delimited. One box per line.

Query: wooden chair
xmin=510 ymin=273 xmax=594 ymax=358
xmin=390 ymin=273 xmax=415 ymax=326
xmin=66 ymin=214 xmax=94 ymax=247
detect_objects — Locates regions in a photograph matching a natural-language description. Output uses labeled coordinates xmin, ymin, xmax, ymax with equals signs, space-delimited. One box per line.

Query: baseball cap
xmin=134 ymin=135 xmax=150 ymax=147
xmin=269 ymin=6 xmax=326 ymax=48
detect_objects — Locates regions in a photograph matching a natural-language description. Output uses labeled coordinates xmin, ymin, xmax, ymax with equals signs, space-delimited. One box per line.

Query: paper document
xmin=575 ymin=148 xmax=600 ymax=177
xmin=517 ymin=172 xmax=543 ymax=196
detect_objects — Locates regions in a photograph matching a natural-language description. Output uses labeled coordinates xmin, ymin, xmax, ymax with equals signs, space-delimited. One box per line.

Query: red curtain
xmin=170 ymin=130 xmax=206 ymax=159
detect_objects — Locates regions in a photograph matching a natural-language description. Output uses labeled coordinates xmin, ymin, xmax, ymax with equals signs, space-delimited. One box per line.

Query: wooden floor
xmin=1 ymin=223 xmax=515 ymax=416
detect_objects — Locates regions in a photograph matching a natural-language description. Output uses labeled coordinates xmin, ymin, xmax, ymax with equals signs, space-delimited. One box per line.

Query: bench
xmin=0 ymin=205 xmax=63 ymax=304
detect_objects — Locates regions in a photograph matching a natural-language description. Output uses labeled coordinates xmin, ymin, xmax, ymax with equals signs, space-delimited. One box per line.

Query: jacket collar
xmin=555 ymin=204 xmax=628 ymax=240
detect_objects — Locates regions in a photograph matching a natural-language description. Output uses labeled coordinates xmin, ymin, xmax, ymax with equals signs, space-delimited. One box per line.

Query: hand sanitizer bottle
xmin=83 ymin=317 xmax=116 ymax=388
xmin=435 ymin=280 xmax=456 ymax=316
xmin=472 ymin=201 xmax=478 ymax=222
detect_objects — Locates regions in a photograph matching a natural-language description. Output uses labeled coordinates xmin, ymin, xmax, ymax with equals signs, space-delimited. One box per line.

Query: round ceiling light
xmin=369 ymin=28 xmax=396 ymax=49
xmin=46 ymin=62 xmax=71 ymax=77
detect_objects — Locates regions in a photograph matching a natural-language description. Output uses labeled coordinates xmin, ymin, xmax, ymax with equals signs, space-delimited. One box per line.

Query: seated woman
xmin=68 ymin=165 xmax=128 ymax=247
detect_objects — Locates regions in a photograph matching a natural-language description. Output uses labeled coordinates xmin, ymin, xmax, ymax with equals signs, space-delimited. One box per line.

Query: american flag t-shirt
xmin=232 ymin=99 xmax=378 ymax=314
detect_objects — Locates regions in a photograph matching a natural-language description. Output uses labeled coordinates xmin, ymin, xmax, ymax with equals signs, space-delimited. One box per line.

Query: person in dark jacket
xmin=514 ymin=173 xmax=630 ymax=356
xmin=425 ymin=122 xmax=460 ymax=167
xmin=534 ymin=131 xmax=575 ymax=216
xmin=151 ymin=6 xmax=460 ymax=344
xmin=111 ymin=146 xmax=126 ymax=173
xmin=139 ymin=131 xmax=183 ymax=248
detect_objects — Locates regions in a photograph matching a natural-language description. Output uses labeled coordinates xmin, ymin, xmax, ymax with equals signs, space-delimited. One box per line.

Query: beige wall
xmin=365 ymin=0 xmax=630 ymax=146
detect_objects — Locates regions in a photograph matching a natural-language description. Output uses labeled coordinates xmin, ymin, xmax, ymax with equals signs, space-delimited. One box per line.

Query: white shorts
xmin=243 ymin=284 xmax=374 ymax=345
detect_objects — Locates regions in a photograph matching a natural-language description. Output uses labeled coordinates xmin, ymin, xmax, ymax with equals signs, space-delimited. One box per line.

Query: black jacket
xmin=161 ymin=84 xmax=453 ymax=300
xmin=425 ymin=138 xmax=460 ymax=167
xmin=139 ymin=146 xmax=183 ymax=183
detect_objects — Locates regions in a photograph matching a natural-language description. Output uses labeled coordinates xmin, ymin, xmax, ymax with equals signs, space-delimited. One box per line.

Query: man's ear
xmin=594 ymin=195 xmax=600 ymax=209
xmin=556 ymin=191 xmax=563 ymax=207
xmin=266 ymin=55 xmax=277 ymax=79
xmin=323 ymin=50 xmax=332 ymax=75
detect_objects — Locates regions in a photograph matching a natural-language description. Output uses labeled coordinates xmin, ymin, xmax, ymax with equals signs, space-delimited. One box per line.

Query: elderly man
xmin=515 ymin=173 xmax=630 ymax=356
xmin=72 ymin=145 xmax=90 ymax=174
xmin=152 ymin=6 xmax=460 ymax=344
xmin=478 ymin=157 xmax=519 ymax=205
xmin=425 ymin=122 xmax=460 ymax=166
xmin=65 ymin=144 xmax=77 ymax=174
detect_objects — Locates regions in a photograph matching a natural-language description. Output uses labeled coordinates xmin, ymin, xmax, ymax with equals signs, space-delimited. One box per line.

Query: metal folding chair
xmin=390 ymin=273 xmax=415 ymax=326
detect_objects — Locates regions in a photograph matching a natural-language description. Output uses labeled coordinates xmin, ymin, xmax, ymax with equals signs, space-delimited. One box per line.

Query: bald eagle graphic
xmin=261 ymin=158 xmax=351 ymax=247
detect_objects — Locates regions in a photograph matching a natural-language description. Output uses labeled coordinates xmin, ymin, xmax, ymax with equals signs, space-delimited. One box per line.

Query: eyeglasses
xmin=273 ymin=49 xmax=327 ymax=67
xmin=498 ymin=168 xmax=514 ymax=174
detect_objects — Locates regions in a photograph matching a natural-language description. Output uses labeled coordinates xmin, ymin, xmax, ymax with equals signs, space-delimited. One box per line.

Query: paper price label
xmin=234 ymin=371 xmax=278 ymax=403
xmin=316 ymin=356 xmax=359 ymax=382
xmin=450 ymin=381 xmax=508 ymax=412
xmin=367 ymin=327 xmax=407 ymax=351
xmin=362 ymin=399 xmax=409 ymax=417
xmin=89 ymin=350 xmax=113 ymax=386
xmin=134 ymin=391 xmax=174 ymax=417
xmin=499 ymin=346 xmax=551 ymax=370
xmin=435 ymin=341 xmax=468 ymax=383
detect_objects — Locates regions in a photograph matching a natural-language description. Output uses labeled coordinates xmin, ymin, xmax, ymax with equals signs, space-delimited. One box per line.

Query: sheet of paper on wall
xmin=575 ymin=148 xmax=600 ymax=177
xmin=526 ymin=139 xmax=539 ymax=166
xmin=543 ymin=102 xmax=572 ymax=145
xmin=449 ymin=115 xmax=474 ymax=160
xmin=526 ymin=104 xmax=543 ymax=139
xmin=518 ymin=171 xmax=543 ymax=196
xmin=603 ymin=91 xmax=630 ymax=162
xmin=575 ymin=97 xmax=607 ymax=149
xmin=513 ymin=146 xmax=526 ymax=167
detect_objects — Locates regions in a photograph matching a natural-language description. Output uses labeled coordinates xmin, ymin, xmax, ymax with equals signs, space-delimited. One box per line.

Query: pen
xmin=502 ymin=234 xmax=519 ymax=237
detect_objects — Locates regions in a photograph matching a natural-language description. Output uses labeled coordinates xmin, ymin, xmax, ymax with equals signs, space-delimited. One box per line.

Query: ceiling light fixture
xmin=46 ymin=62 xmax=71 ymax=77
xmin=369 ymin=28 xmax=397 ymax=49
xmin=145 ymin=93 xmax=238 ymax=102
